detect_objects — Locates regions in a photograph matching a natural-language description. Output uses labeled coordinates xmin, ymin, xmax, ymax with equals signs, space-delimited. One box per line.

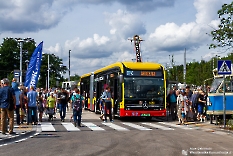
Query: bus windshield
xmin=124 ymin=77 xmax=165 ymax=100
xmin=209 ymin=78 xmax=224 ymax=93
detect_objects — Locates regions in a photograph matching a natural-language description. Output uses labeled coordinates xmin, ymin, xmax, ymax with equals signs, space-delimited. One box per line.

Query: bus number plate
xmin=141 ymin=114 xmax=150 ymax=116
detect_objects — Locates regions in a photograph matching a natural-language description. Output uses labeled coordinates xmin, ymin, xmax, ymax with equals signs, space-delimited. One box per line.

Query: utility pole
xmin=19 ymin=41 xmax=23 ymax=85
xmin=69 ymin=50 xmax=71 ymax=81
xmin=48 ymin=54 xmax=50 ymax=90
xmin=184 ymin=49 xmax=186 ymax=85
xmin=13 ymin=37 xmax=34 ymax=85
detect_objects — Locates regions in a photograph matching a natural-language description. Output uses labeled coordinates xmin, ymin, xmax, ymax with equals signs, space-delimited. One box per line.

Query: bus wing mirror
xmin=119 ymin=74 xmax=123 ymax=83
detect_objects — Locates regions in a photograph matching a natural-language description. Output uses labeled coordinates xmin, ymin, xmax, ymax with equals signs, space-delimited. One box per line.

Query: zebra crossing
xmin=38 ymin=121 xmax=199 ymax=132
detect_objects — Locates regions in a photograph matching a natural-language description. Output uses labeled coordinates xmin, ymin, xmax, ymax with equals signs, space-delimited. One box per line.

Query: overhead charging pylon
xmin=128 ymin=35 xmax=144 ymax=62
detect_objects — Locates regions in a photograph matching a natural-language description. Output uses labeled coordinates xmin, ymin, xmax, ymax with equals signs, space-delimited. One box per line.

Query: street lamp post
xmin=19 ymin=40 xmax=24 ymax=85
xmin=14 ymin=37 xmax=34 ymax=85
xmin=69 ymin=50 xmax=71 ymax=81
xmin=48 ymin=54 xmax=50 ymax=90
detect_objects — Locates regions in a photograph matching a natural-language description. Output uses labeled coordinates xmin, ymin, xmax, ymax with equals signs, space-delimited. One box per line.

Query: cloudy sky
xmin=0 ymin=0 xmax=232 ymax=77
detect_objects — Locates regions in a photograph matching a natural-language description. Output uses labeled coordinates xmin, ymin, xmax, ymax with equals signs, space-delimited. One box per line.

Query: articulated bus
xmin=80 ymin=62 xmax=167 ymax=119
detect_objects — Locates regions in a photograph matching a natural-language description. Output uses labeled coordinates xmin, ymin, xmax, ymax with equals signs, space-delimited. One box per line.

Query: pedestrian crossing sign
xmin=217 ymin=60 xmax=232 ymax=75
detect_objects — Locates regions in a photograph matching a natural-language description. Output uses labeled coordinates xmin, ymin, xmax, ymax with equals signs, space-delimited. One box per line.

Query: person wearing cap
xmin=12 ymin=79 xmax=21 ymax=125
xmin=0 ymin=78 xmax=16 ymax=135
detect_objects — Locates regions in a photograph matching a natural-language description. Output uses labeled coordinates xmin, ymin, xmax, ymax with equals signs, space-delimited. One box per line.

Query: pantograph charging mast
xmin=128 ymin=35 xmax=144 ymax=62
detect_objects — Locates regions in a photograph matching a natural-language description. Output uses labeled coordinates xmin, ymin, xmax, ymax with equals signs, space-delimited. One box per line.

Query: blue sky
xmin=0 ymin=0 xmax=232 ymax=77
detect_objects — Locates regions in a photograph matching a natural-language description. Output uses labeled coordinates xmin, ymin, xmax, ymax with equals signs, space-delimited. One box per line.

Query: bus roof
xmin=123 ymin=62 xmax=163 ymax=70
xmin=80 ymin=72 xmax=92 ymax=78
xmin=80 ymin=62 xmax=164 ymax=78
xmin=94 ymin=62 xmax=163 ymax=74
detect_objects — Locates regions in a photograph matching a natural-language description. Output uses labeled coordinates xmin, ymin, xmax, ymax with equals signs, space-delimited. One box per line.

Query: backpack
xmin=73 ymin=94 xmax=81 ymax=111
xmin=8 ymin=87 xmax=15 ymax=111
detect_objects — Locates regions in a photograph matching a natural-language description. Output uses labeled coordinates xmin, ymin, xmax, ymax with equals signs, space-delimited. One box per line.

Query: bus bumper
xmin=119 ymin=109 xmax=166 ymax=117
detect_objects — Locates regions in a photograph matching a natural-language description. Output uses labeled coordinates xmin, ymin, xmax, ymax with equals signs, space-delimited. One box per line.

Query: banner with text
xmin=24 ymin=41 xmax=43 ymax=89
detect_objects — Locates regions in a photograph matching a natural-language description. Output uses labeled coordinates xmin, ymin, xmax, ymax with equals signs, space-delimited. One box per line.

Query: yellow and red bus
xmin=80 ymin=62 xmax=167 ymax=119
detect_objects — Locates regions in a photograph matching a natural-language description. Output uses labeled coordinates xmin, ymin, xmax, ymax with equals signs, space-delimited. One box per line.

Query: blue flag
xmin=24 ymin=41 xmax=43 ymax=89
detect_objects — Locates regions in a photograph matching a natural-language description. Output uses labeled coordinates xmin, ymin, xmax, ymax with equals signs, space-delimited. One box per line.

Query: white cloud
xmin=46 ymin=43 xmax=61 ymax=54
xmin=104 ymin=10 xmax=146 ymax=39
xmin=0 ymin=0 xmax=78 ymax=33
xmin=145 ymin=0 xmax=228 ymax=55
xmin=194 ymin=0 xmax=223 ymax=24
xmin=57 ymin=0 xmax=231 ymax=76
xmin=93 ymin=34 xmax=110 ymax=46
xmin=1 ymin=0 xmax=232 ymax=78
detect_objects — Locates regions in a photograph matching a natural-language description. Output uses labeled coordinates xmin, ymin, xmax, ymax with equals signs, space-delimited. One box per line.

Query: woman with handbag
xmin=46 ymin=92 xmax=56 ymax=121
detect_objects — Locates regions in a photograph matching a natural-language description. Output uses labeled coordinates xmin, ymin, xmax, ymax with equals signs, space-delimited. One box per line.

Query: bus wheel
xmin=146 ymin=116 xmax=152 ymax=120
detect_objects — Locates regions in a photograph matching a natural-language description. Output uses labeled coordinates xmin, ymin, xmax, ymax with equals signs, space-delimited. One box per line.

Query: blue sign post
xmin=217 ymin=60 xmax=231 ymax=75
xmin=217 ymin=60 xmax=231 ymax=129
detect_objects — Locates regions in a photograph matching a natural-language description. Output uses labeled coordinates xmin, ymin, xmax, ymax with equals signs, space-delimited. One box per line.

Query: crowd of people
xmin=166 ymin=85 xmax=209 ymax=124
xmin=0 ymin=76 xmax=211 ymax=135
xmin=0 ymin=77 xmax=85 ymax=135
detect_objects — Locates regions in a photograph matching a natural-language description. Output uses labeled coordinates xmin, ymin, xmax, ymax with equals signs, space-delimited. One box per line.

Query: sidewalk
xmin=0 ymin=109 xmax=98 ymax=145
xmin=0 ymin=124 xmax=38 ymax=145
xmin=179 ymin=120 xmax=233 ymax=135
xmin=160 ymin=116 xmax=233 ymax=135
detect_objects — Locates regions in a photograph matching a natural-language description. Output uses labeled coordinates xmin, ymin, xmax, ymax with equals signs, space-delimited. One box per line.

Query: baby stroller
xmin=45 ymin=107 xmax=55 ymax=121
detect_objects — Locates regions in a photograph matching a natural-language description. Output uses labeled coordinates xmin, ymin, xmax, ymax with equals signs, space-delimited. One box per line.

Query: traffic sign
xmin=217 ymin=60 xmax=231 ymax=75
xmin=14 ymin=72 xmax=20 ymax=77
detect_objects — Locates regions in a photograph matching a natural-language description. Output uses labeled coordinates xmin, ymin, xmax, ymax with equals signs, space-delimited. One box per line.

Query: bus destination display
xmin=126 ymin=70 xmax=162 ymax=77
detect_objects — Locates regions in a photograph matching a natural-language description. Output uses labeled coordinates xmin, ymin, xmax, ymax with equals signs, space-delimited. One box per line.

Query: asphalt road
xmin=0 ymin=111 xmax=232 ymax=156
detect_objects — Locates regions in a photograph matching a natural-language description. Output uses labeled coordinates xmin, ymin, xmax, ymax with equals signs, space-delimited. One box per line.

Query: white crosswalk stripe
xmin=41 ymin=122 xmax=56 ymax=131
xmin=38 ymin=122 xmax=189 ymax=132
xmin=37 ymin=121 xmax=224 ymax=134
xmin=122 ymin=123 xmax=152 ymax=131
xmin=141 ymin=123 xmax=174 ymax=130
xmin=82 ymin=122 xmax=105 ymax=131
xmin=102 ymin=123 xmax=129 ymax=131
xmin=159 ymin=122 xmax=193 ymax=130
xmin=62 ymin=123 xmax=80 ymax=131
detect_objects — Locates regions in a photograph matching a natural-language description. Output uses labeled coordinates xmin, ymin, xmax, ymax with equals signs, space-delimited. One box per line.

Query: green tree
xmin=209 ymin=2 xmax=233 ymax=49
xmin=38 ymin=54 xmax=68 ymax=88
xmin=0 ymin=38 xmax=36 ymax=79
xmin=70 ymin=74 xmax=80 ymax=81
xmin=0 ymin=38 xmax=68 ymax=88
